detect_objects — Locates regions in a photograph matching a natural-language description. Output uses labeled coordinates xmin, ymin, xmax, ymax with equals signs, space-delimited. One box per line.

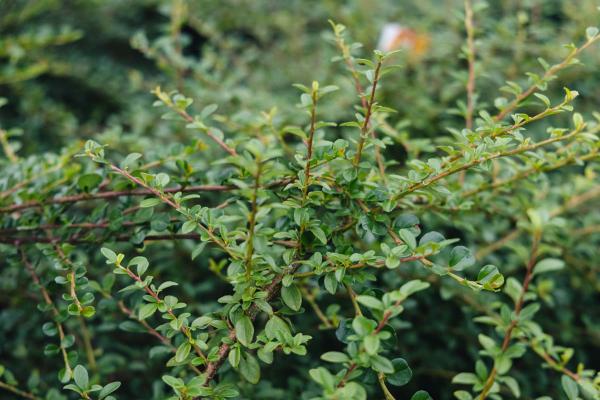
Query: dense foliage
xmin=1 ymin=1 xmax=600 ymax=399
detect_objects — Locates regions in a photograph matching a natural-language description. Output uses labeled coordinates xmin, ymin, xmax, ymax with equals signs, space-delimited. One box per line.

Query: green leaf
xmin=138 ymin=303 xmax=158 ymax=320
xmin=410 ymin=390 xmax=433 ymax=400
xmin=477 ymin=265 xmax=504 ymax=290
xmin=81 ymin=306 xmax=95 ymax=318
xmin=370 ymin=355 xmax=394 ymax=374
xmin=385 ymin=255 xmax=400 ymax=269
xmin=452 ymin=372 xmax=479 ymax=385
xmin=162 ymin=375 xmax=184 ymax=389
xmin=309 ymin=367 xmax=335 ymax=391
xmin=175 ymin=342 xmax=191 ymax=362
xmin=519 ymin=303 xmax=540 ymax=321
xmin=181 ymin=220 xmax=197 ymax=234
xmin=200 ymin=103 xmax=218 ymax=119
xmin=501 ymin=376 xmax=520 ymax=398
xmin=281 ymin=284 xmax=302 ymax=311
xmin=140 ymin=198 xmax=161 ymax=208
xmin=534 ymin=258 xmax=565 ymax=275
xmin=387 ymin=358 xmax=412 ymax=386
xmin=235 ymin=316 xmax=254 ymax=347
xmin=129 ymin=256 xmax=149 ymax=276
xmin=398 ymin=228 xmax=417 ymax=249
xmin=399 ymin=280 xmax=430 ymax=297
xmin=321 ymin=352 xmax=349 ymax=363
xmin=356 ymin=295 xmax=383 ymax=310
xmin=77 ymin=173 xmax=102 ymax=191
xmin=157 ymin=281 xmax=178 ymax=292
xmin=63 ymin=384 xmax=82 ymax=394
xmin=73 ymin=365 xmax=89 ymax=390
xmin=533 ymin=93 xmax=551 ymax=107
xmin=99 ymin=382 xmax=121 ymax=399
xmin=453 ymin=391 xmax=473 ymax=400
xmin=561 ymin=375 xmax=579 ymax=400
xmin=101 ymin=248 xmax=117 ymax=263
xmin=239 ymin=353 xmax=260 ymax=384
xmin=191 ymin=243 xmax=207 ymax=260
xmin=352 ymin=316 xmax=375 ymax=336
xmin=324 ymin=273 xmax=337 ymax=294
xmin=449 ymin=246 xmax=475 ymax=271
xmin=265 ymin=315 xmax=290 ymax=340
xmin=503 ymin=277 xmax=523 ymax=304
xmin=310 ymin=226 xmax=327 ymax=244
xmin=229 ymin=346 xmax=241 ymax=368
xmin=121 ymin=152 xmax=142 ymax=169
xmin=364 ymin=335 xmax=380 ymax=355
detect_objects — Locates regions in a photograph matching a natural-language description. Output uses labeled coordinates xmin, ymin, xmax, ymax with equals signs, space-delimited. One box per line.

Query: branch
xmin=479 ymin=232 xmax=541 ymax=399
xmin=108 ymin=164 xmax=237 ymax=259
xmin=153 ymin=87 xmax=238 ymax=157
xmin=493 ymin=35 xmax=600 ymax=122
xmin=119 ymin=265 xmax=207 ymax=363
xmin=201 ymin=272 xmax=285 ymax=386
xmin=0 ymin=184 xmax=232 ymax=213
xmin=244 ymin=161 xmax=262 ymax=279
xmin=394 ymin=125 xmax=585 ymax=201
xmin=0 ymin=381 xmax=41 ymax=400
xmin=353 ymin=60 xmax=382 ymax=167
xmin=464 ymin=0 xmax=476 ymax=130
xmin=20 ymin=248 xmax=73 ymax=377
xmin=331 ymin=22 xmax=386 ymax=179
xmin=0 ymin=233 xmax=202 ymax=244
xmin=461 ymin=150 xmax=599 ymax=199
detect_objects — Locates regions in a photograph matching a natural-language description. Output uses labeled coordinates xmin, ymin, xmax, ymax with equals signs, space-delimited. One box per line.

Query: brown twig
xmin=0 ymin=233 xmax=202 ymax=244
xmin=0 ymin=381 xmax=41 ymax=400
xmin=172 ymin=108 xmax=237 ymax=157
xmin=464 ymin=0 xmax=476 ymax=130
xmin=108 ymin=164 xmax=237 ymax=258
xmin=244 ymin=162 xmax=262 ymax=279
xmin=331 ymin=25 xmax=386 ymax=179
xmin=0 ymin=184 xmax=232 ymax=213
xmin=20 ymin=248 xmax=73 ymax=377
xmin=353 ymin=60 xmax=382 ymax=167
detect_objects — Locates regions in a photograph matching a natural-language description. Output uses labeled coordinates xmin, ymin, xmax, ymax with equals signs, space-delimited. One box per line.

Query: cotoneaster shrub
xmin=1 ymin=1 xmax=600 ymax=400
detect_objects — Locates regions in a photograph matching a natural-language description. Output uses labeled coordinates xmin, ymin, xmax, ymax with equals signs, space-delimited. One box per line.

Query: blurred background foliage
xmin=1 ymin=0 xmax=599 ymax=399
xmin=3 ymin=0 xmax=599 ymax=153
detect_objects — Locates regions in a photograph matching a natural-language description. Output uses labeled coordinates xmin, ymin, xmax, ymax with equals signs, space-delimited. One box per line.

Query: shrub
xmin=1 ymin=1 xmax=600 ymax=400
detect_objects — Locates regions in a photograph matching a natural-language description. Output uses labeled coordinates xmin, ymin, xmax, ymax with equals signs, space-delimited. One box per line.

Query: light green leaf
xmin=140 ymin=198 xmax=161 ymax=208
xmin=239 ymin=353 xmax=260 ymax=384
xmin=281 ymin=284 xmax=302 ymax=311
xmin=561 ymin=375 xmax=579 ymax=400
xmin=321 ymin=352 xmax=349 ymax=363
xmin=73 ymin=365 xmax=89 ymax=390
xmin=235 ymin=316 xmax=254 ymax=347
xmin=398 ymin=229 xmax=416 ymax=249
xmin=175 ymin=342 xmax=191 ymax=363
xmin=138 ymin=303 xmax=158 ymax=320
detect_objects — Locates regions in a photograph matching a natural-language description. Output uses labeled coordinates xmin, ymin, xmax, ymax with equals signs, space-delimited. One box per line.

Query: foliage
xmin=1 ymin=1 xmax=600 ymax=399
